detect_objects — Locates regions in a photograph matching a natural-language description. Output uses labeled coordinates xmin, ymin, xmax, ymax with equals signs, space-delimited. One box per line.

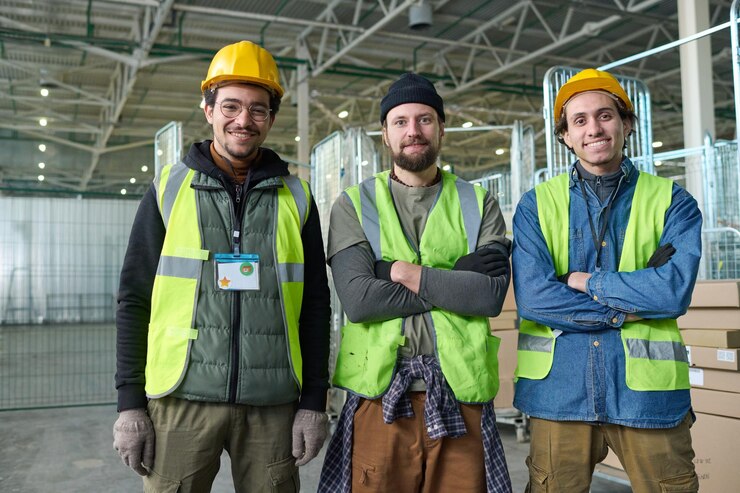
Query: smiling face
xmin=561 ymin=91 xmax=632 ymax=175
xmin=381 ymin=103 xmax=444 ymax=173
xmin=204 ymin=83 xmax=274 ymax=165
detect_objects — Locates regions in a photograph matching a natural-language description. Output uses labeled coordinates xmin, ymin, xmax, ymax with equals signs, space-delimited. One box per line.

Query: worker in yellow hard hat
xmin=113 ymin=40 xmax=331 ymax=493
xmin=512 ymin=67 xmax=702 ymax=492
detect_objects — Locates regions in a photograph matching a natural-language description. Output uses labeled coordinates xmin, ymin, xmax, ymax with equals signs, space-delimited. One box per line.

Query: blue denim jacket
xmin=512 ymin=159 xmax=702 ymax=428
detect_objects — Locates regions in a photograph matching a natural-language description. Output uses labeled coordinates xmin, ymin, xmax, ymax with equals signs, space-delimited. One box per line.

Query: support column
xmin=678 ymin=0 xmax=715 ymax=212
xmin=295 ymin=43 xmax=311 ymax=181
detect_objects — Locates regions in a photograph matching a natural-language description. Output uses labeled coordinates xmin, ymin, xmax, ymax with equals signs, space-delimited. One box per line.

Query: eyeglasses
xmin=215 ymin=100 xmax=272 ymax=122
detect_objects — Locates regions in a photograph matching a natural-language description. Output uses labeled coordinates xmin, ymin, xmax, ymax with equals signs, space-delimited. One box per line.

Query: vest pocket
xmin=620 ymin=320 xmax=690 ymax=391
xmin=333 ymin=321 xmax=404 ymax=397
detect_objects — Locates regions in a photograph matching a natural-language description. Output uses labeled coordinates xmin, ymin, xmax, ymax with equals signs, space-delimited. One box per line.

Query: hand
xmin=374 ymin=260 xmax=396 ymax=281
xmin=647 ymin=243 xmax=675 ymax=268
xmin=291 ymin=409 xmax=328 ymax=466
xmin=453 ymin=248 xmax=509 ymax=277
xmin=113 ymin=408 xmax=155 ymax=476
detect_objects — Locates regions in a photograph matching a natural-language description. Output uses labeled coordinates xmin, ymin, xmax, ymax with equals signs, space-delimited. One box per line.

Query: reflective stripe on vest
xmin=333 ymin=169 xmax=500 ymax=403
xmin=276 ymin=174 xmax=310 ymax=388
xmin=516 ymin=170 xmax=689 ymax=391
xmin=145 ymin=163 xmax=309 ymax=397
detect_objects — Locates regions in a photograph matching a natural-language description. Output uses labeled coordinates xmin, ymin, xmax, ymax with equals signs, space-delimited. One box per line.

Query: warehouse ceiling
xmin=0 ymin=0 xmax=735 ymax=196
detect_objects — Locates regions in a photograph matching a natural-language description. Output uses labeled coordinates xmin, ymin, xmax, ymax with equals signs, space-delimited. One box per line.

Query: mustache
xmin=228 ymin=124 xmax=260 ymax=135
xmin=401 ymin=138 xmax=429 ymax=148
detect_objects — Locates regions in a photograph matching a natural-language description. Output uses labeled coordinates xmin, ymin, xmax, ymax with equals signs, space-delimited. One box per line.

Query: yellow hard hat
xmin=201 ymin=41 xmax=284 ymax=97
xmin=553 ymin=68 xmax=632 ymax=122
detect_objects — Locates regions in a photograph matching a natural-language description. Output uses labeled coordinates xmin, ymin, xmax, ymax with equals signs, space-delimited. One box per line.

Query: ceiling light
xmin=38 ymin=162 xmax=45 ymax=169
xmin=337 ymin=110 xmax=349 ymax=119
xmin=462 ymin=121 xmax=473 ymax=128
xmin=295 ymin=136 xmax=301 ymax=142
xmin=40 ymin=88 xmax=49 ymax=97
xmin=409 ymin=2 xmax=433 ymax=30
xmin=495 ymin=148 xmax=505 ymax=155
xmin=38 ymin=144 xmax=46 ymax=152
xmin=120 ymin=188 xmax=127 ymax=195
xmin=38 ymin=175 xmax=45 ymax=181
xmin=655 ymin=160 xmax=663 ymax=167
xmin=360 ymin=160 xmax=368 ymax=167
xmin=442 ymin=164 xmax=451 ymax=171
xmin=130 ymin=177 xmax=136 ymax=184
xmin=652 ymin=141 xmax=663 ymax=148
xmin=39 ymin=118 xmax=48 ymax=127
xmin=141 ymin=165 xmax=149 ymax=172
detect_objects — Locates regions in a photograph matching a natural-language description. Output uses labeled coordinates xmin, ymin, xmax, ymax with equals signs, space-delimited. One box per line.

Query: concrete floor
xmin=0 ymin=404 xmax=631 ymax=493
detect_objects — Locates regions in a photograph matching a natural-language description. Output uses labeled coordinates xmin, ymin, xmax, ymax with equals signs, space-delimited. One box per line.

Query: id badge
xmin=214 ymin=253 xmax=260 ymax=291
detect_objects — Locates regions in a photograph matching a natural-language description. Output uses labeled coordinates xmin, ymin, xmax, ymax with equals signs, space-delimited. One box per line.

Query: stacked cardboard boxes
xmin=682 ymin=280 xmax=740 ymax=492
xmin=491 ymin=283 xmax=518 ymax=409
xmin=598 ymin=281 xmax=740 ymax=491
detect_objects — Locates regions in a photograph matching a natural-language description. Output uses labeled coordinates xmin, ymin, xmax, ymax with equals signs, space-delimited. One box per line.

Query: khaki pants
xmin=351 ymin=393 xmax=486 ymax=493
xmin=143 ymin=397 xmax=298 ymax=493
xmin=525 ymin=414 xmax=698 ymax=493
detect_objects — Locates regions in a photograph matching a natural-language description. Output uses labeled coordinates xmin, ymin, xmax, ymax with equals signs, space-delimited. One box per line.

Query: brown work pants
xmin=351 ymin=393 xmax=487 ymax=493
xmin=142 ymin=397 xmax=298 ymax=493
xmin=525 ymin=414 xmax=698 ymax=493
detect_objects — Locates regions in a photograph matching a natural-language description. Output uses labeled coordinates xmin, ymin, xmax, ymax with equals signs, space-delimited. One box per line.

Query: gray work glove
xmin=291 ymin=409 xmax=328 ymax=466
xmin=113 ymin=408 xmax=155 ymax=476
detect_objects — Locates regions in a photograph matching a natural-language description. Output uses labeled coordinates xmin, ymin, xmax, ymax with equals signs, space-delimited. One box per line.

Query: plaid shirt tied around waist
xmin=318 ymin=355 xmax=512 ymax=493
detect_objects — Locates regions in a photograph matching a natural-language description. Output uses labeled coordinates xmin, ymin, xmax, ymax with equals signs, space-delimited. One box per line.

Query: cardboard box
xmin=689 ymin=368 xmax=740 ymax=393
xmin=493 ymin=378 xmax=514 ymax=409
xmin=490 ymin=311 xmax=518 ymax=331
xmin=690 ymin=281 xmax=740 ymax=308
xmin=690 ymin=388 xmax=740 ymax=419
xmin=678 ymin=308 xmax=740 ymax=330
xmin=495 ymin=329 xmax=519 ymax=379
xmin=687 ymin=346 xmax=740 ymax=371
xmin=691 ymin=412 xmax=740 ymax=492
xmin=502 ymin=283 xmax=516 ymax=312
xmin=681 ymin=329 xmax=740 ymax=348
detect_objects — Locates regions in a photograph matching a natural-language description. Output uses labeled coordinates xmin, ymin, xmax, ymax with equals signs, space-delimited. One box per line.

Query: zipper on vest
xmin=229 ymin=291 xmax=240 ymax=403
xmin=228 ymin=185 xmax=241 ymax=404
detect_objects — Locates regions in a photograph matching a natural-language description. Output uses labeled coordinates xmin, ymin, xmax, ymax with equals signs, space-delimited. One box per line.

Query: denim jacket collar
xmin=567 ymin=157 xmax=636 ymax=189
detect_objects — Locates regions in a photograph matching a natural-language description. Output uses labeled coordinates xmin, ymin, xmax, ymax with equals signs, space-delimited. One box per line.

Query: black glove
xmin=647 ymin=243 xmax=676 ymax=268
xmin=374 ymin=260 xmax=396 ymax=281
xmin=453 ymin=248 xmax=509 ymax=277
xmin=557 ymin=272 xmax=573 ymax=284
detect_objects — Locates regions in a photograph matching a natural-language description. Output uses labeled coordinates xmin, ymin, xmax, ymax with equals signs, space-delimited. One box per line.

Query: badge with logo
xmin=214 ymin=253 xmax=260 ymax=290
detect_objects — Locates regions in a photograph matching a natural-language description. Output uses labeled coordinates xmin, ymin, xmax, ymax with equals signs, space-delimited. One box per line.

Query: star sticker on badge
xmin=219 ymin=276 xmax=231 ymax=288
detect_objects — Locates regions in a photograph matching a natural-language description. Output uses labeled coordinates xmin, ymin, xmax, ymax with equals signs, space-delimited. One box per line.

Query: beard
xmin=391 ymin=139 xmax=439 ymax=172
xmin=216 ymin=124 xmax=263 ymax=161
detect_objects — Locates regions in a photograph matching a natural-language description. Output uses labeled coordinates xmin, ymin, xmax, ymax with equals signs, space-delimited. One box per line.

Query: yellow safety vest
xmin=516 ymin=171 xmax=689 ymax=391
xmin=333 ymin=170 xmax=501 ymax=403
xmin=145 ymin=162 xmax=310 ymax=398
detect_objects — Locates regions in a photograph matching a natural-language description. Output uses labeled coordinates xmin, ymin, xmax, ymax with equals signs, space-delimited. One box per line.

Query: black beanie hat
xmin=380 ymin=73 xmax=445 ymax=124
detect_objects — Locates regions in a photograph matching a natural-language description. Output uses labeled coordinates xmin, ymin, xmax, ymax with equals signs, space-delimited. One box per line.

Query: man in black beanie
xmin=319 ymin=72 xmax=513 ymax=493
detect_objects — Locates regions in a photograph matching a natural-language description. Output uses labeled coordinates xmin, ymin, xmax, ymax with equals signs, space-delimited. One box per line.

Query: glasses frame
xmin=215 ymin=100 xmax=272 ymax=122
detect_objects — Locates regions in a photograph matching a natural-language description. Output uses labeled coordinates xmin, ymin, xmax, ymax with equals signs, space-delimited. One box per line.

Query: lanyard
xmin=578 ymin=174 xmax=620 ymax=269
